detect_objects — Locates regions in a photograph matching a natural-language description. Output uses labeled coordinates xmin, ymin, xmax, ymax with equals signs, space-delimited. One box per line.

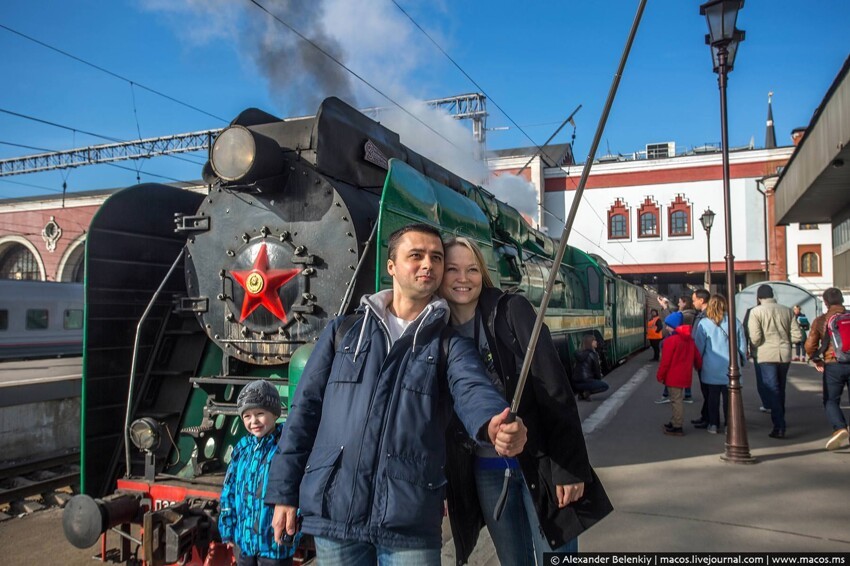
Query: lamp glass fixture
xmin=700 ymin=209 xmax=716 ymax=231
xmin=700 ymin=0 xmax=744 ymax=45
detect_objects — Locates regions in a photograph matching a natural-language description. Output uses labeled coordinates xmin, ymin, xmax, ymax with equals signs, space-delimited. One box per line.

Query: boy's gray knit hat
xmin=237 ymin=380 xmax=281 ymax=418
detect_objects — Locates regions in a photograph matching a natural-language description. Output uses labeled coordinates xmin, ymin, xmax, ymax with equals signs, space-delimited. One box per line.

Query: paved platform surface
xmin=443 ymin=351 xmax=850 ymax=563
xmin=1 ymin=351 xmax=848 ymax=565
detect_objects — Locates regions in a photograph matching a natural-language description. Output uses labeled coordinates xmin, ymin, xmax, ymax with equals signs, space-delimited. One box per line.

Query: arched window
xmin=608 ymin=198 xmax=630 ymax=240
xmin=637 ymin=197 xmax=660 ymax=238
xmin=799 ymin=245 xmax=822 ymax=276
xmin=668 ymin=195 xmax=692 ymax=237
xmin=0 ymin=244 xmax=40 ymax=280
xmin=670 ymin=211 xmax=688 ymax=235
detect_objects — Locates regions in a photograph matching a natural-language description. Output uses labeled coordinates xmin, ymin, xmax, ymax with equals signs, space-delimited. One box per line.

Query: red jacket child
xmin=657 ymin=312 xmax=702 ymax=388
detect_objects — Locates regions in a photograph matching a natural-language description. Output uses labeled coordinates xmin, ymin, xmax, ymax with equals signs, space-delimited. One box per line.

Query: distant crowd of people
xmin=647 ymin=285 xmax=849 ymax=451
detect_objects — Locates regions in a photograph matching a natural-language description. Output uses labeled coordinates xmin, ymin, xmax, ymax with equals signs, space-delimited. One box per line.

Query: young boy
xmin=657 ymin=312 xmax=702 ymax=436
xmin=220 ymin=380 xmax=299 ymax=566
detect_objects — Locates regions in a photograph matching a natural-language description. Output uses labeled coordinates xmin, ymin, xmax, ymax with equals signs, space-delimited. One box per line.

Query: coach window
xmin=26 ymin=309 xmax=49 ymax=330
xmin=64 ymin=309 xmax=83 ymax=330
xmin=0 ymin=310 xmax=7 ymax=330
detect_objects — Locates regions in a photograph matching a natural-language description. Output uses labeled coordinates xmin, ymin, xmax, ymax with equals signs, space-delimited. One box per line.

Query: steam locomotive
xmin=62 ymin=97 xmax=646 ymax=565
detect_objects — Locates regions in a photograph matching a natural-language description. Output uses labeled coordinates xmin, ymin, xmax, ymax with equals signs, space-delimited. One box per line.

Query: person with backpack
xmin=747 ymin=285 xmax=803 ymax=439
xmin=266 ymin=224 xmax=528 ymax=564
xmin=805 ymin=287 xmax=850 ymax=451
xmin=439 ymin=237 xmax=611 ymax=564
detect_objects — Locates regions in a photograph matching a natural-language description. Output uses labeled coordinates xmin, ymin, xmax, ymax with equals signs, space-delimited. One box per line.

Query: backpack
xmin=817 ymin=312 xmax=850 ymax=363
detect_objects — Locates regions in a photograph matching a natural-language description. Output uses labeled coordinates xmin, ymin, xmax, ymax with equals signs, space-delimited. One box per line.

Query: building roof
xmin=775 ymin=55 xmax=850 ymax=224
xmin=488 ymin=143 xmax=573 ymax=167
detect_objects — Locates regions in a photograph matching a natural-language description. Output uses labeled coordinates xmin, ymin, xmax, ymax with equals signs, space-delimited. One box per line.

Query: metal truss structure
xmin=0 ymin=94 xmax=488 ymax=178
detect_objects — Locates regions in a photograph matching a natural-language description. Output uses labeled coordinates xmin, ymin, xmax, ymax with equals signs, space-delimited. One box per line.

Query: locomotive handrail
xmin=124 ymin=247 xmax=186 ymax=478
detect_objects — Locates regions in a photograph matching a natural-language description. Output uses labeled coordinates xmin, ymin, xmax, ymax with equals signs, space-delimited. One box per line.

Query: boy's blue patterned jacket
xmin=219 ymin=423 xmax=299 ymax=559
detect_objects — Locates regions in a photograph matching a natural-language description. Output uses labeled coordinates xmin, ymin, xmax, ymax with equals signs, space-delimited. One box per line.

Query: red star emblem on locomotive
xmin=231 ymin=243 xmax=300 ymax=322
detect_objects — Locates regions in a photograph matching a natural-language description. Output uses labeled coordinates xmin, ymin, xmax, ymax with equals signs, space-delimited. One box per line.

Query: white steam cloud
xmin=485 ymin=174 xmax=540 ymax=226
xmin=143 ymin=0 xmax=487 ymax=185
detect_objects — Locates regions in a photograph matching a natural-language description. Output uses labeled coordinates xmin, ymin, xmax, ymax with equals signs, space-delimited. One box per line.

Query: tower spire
xmin=765 ymin=91 xmax=777 ymax=149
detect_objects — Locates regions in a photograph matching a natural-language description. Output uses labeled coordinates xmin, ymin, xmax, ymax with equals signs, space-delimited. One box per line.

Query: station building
xmin=488 ymin=121 xmax=834 ymax=301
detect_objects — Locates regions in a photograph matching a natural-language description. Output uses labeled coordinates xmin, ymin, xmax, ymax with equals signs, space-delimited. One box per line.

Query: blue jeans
xmin=313 ymin=537 xmax=440 ymax=566
xmin=753 ymin=361 xmax=770 ymax=407
xmin=823 ymin=363 xmax=850 ymax=430
xmin=758 ymin=362 xmax=789 ymax=432
xmin=475 ymin=458 xmax=577 ymax=564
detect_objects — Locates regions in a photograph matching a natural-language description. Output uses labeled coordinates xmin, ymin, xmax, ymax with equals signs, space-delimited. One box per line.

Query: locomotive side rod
xmin=494 ymin=0 xmax=648 ymax=521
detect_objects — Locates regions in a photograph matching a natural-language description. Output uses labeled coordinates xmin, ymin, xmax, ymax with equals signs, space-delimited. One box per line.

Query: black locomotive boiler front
xmin=186 ymin=150 xmax=378 ymax=365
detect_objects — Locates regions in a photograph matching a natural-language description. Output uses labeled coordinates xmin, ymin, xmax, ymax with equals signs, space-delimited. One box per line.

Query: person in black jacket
xmin=572 ymin=335 xmax=610 ymax=401
xmin=440 ymin=237 xmax=611 ymax=565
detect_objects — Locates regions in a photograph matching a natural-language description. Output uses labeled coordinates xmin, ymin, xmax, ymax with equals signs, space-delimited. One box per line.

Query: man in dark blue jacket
xmin=266 ymin=223 xmax=526 ymax=565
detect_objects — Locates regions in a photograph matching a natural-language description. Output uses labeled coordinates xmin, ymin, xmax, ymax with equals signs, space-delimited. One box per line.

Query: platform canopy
xmin=775 ymin=56 xmax=850 ymax=225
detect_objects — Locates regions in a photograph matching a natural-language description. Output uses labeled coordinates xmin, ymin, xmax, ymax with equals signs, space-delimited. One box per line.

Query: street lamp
xmin=699 ymin=208 xmax=715 ymax=290
xmin=700 ymin=0 xmax=755 ymax=464
xmin=755 ymin=178 xmax=770 ymax=280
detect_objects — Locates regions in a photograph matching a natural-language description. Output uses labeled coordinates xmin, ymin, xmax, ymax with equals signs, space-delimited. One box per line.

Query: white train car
xmin=0 ymin=280 xmax=84 ymax=360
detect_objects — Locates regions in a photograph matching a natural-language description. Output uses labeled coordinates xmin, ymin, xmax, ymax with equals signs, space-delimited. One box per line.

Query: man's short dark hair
xmin=757 ymin=284 xmax=774 ymax=299
xmin=387 ymin=223 xmax=443 ymax=261
xmin=692 ymin=289 xmax=710 ymax=303
xmin=823 ymin=287 xmax=844 ymax=307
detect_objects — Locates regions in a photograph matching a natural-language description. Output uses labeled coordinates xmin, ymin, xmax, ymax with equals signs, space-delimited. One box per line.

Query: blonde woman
xmin=693 ymin=295 xmax=748 ymax=434
xmin=440 ymin=237 xmax=611 ymax=564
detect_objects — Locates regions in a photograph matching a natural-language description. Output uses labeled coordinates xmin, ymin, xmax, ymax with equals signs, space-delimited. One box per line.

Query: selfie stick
xmin=494 ymin=0 xmax=648 ymax=522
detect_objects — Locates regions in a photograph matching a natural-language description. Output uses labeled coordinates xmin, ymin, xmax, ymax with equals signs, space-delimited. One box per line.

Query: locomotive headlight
xmin=129 ymin=417 xmax=162 ymax=452
xmin=210 ymin=125 xmax=282 ymax=183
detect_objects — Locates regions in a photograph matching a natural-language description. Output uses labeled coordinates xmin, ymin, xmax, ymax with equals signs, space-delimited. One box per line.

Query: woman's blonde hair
xmin=705 ymin=294 xmax=727 ymax=325
xmin=443 ymin=237 xmax=495 ymax=288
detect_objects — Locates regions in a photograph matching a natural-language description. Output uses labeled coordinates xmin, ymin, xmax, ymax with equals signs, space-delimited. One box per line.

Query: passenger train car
xmin=63 ymin=98 xmax=646 ymax=565
xmin=0 ymin=279 xmax=83 ymax=360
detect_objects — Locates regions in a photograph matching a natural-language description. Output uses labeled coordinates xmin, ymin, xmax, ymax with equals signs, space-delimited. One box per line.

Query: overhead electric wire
xmin=390 ymin=0 xmax=557 ymax=161
xmin=0 ymin=23 xmax=227 ymax=124
xmin=392 ymin=1 xmax=641 ymax=268
xmin=245 ymin=0 xmax=463 ymax=152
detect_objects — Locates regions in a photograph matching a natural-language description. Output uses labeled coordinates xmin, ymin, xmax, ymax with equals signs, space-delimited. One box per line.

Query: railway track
xmin=0 ymin=451 xmax=79 ymax=515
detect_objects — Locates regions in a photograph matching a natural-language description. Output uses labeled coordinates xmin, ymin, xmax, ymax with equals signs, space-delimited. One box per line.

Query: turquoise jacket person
xmin=220 ymin=423 xmax=300 ymax=560
xmin=694 ymin=315 xmax=748 ymax=385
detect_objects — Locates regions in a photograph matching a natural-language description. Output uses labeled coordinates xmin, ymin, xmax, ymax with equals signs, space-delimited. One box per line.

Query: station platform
xmin=0 ymin=357 xmax=81 ymax=464
xmin=445 ymin=349 xmax=850 ymax=562
xmin=2 ymin=351 xmax=849 ymax=564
